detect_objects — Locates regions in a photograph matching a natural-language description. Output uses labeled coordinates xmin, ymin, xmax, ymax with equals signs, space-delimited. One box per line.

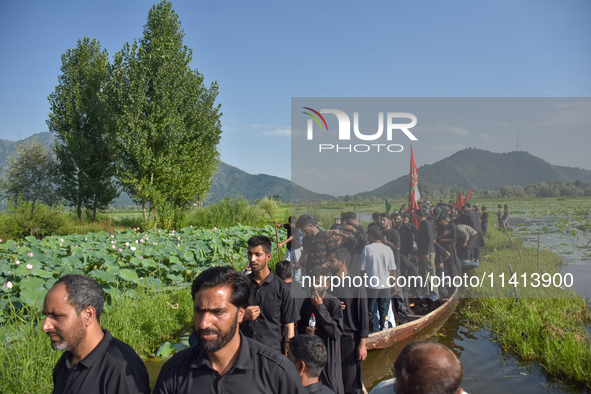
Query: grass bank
xmin=0 ymin=285 xmax=193 ymax=394
xmin=462 ymin=228 xmax=591 ymax=386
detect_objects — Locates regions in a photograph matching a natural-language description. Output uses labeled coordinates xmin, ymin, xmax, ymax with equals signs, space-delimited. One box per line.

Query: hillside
xmin=207 ymin=162 xmax=334 ymax=203
xmin=357 ymin=148 xmax=591 ymax=198
xmin=0 ymin=133 xmax=333 ymax=207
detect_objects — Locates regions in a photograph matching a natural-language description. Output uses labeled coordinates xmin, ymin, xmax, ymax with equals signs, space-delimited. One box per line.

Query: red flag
xmin=408 ymin=146 xmax=421 ymax=228
xmin=463 ymin=188 xmax=473 ymax=204
xmin=454 ymin=192 xmax=464 ymax=210
xmin=408 ymin=146 xmax=420 ymax=211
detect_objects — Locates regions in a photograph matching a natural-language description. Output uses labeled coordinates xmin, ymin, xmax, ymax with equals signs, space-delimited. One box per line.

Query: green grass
xmin=0 ymin=285 xmax=194 ymax=394
xmin=462 ymin=227 xmax=591 ymax=386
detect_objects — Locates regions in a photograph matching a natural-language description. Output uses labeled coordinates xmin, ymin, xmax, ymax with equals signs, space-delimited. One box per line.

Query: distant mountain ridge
xmin=0 ymin=132 xmax=333 ymax=206
xmin=356 ymin=148 xmax=591 ymax=198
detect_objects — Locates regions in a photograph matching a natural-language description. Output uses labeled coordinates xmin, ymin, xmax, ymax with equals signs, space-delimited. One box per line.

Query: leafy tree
xmin=1 ymin=138 xmax=61 ymax=212
xmin=107 ymin=0 xmax=222 ymax=224
xmin=47 ymin=37 xmax=119 ymax=221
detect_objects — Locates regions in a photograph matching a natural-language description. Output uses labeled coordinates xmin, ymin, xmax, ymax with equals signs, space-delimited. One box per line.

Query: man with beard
xmin=324 ymin=248 xmax=368 ymax=394
xmin=241 ymin=235 xmax=298 ymax=355
xmin=154 ymin=267 xmax=306 ymax=394
xmin=42 ymin=275 xmax=149 ymax=394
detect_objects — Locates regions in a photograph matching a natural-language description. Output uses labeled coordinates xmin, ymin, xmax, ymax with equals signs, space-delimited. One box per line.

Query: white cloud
xmin=481 ymin=133 xmax=495 ymax=141
xmin=261 ymin=128 xmax=291 ymax=137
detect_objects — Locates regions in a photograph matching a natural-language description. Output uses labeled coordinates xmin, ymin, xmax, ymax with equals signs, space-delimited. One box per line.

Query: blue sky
xmin=1 ymin=0 xmax=590 ymax=183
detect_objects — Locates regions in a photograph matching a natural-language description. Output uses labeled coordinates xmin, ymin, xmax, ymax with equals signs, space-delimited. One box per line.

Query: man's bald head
xmin=395 ymin=341 xmax=463 ymax=394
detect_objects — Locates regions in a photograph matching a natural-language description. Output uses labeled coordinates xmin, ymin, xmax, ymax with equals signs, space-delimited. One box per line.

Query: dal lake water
xmin=145 ymin=211 xmax=591 ymax=393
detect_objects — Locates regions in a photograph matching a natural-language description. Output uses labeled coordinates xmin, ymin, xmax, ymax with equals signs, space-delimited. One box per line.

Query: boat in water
xmin=366 ymin=287 xmax=460 ymax=350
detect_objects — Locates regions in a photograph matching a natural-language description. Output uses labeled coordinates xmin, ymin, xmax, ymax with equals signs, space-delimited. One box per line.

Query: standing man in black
xmin=416 ymin=209 xmax=438 ymax=300
xmin=241 ymin=235 xmax=298 ymax=355
xmin=42 ymin=275 xmax=150 ymax=394
xmin=379 ymin=212 xmax=410 ymax=316
xmin=298 ymin=266 xmax=344 ymax=394
xmin=459 ymin=202 xmax=485 ymax=262
xmin=324 ymin=248 xmax=369 ymax=394
xmin=480 ymin=206 xmax=489 ymax=237
xmin=340 ymin=211 xmax=368 ymax=277
xmin=154 ymin=267 xmax=306 ymax=394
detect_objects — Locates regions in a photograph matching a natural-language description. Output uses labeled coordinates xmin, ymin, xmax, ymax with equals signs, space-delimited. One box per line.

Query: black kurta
xmin=298 ymin=294 xmax=344 ymax=394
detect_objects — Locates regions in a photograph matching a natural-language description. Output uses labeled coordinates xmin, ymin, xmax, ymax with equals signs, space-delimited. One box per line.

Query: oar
xmin=275 ymin=225 xmax=282 ymax=260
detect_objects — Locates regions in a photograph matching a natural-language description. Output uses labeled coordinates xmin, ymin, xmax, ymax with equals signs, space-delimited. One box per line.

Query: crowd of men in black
xmin=39 ymin=201 xmax=496 ymax=393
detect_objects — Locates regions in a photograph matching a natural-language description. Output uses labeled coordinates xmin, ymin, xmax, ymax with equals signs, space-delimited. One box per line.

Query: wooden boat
xmin=366 ymin=287 xmax=460 ymax=350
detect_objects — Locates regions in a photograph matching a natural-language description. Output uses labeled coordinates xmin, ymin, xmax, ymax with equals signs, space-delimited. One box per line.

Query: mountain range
xmin=2 ymin=133 xmax=591 ymax=205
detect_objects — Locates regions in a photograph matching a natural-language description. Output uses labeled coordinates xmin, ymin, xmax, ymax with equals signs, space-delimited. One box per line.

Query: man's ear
xmin=81 ymin=306 xmax=97 ymax=327
xmin=296 ymin=360 xmax=306 ymax=375
xmin=237 ymin=307 xmax=245 ymax=324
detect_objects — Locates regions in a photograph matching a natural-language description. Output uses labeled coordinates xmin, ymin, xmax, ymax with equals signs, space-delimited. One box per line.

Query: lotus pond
xmin=0 ymin=224 xmax=286 ymax=319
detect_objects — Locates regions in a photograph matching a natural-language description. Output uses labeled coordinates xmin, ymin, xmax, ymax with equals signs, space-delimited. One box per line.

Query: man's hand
xmin=244 ymin=306 xmax=260 ymax=321
xmin=305 ymin=326 xmax=316 ymax=335
xmin=343 ymin=224 xmax=356 ymax=233
xmin=340 ymin=301 xmax=346 ymax=310
xmin=356 ymin=342 xmax=367 ymax=361
xmin=274 ymin=221 xmax=280 ymax=227
xmin=311 ymin=290 xmax=323 ymax=307
xmin=390 ymin=285 xmax=398 ymax=296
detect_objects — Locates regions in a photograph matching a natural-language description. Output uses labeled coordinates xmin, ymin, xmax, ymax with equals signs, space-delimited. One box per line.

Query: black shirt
xmin=298 ymin=294 xmax=344 ymax=394
xmin=153 ymin=333 xmax=307 ymax=394
xmin=416 ymin=219 xmax=435 ymax=255
xmin=241 ymin=271 xmax=299 ymax=354
xmin=382 ymin=227 xmax=401 ymax=265
xmin=306 ymin=382 xmax=335 ymax=394
xmin=52 ymin=330 xmax=150 ymax=394
xmin=396 ymin=224 xmax=414 ymax=258
xmin=329 ymin=277 xmax=369 ymax=340
xmin=349 ymin=224 xmax=368 ymax=255
xmin=283 ymin=224 xmax=302 ymax=250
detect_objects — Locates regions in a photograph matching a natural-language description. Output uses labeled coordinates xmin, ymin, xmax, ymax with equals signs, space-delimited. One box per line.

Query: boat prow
xmin=366 ymin=287 xmax=460 ymax=350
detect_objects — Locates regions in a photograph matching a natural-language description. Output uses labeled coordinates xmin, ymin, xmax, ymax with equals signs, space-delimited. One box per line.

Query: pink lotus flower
xmin=0 ymin=239 xmax=3 ymax=243
xmin=60 ymin=239 xmax=65 ymax=242
xmin=138 ymin=256 xmax=143 ymax=259
xmin=118 ymin=248 xmax=123 ymax=252
xmin=111 ymin=245 xmax=116 ymax=249
xmin=26 ymin=264 xmax=33 ymax=270
xmin=28 ymin=252 xmax=34 ymax=258
xmin=135 ymin=240 xmax=139 ymax=244
xmin=15 ymin=260 xmax=20 ymax=265
xmin=60 ymin=243 xmax=62 ymax=247
xmin=111 ymin=235 xmax=114 ymax=238
xmin=4 ymin=281 xmax=13 ymax=289
xmin=177 ymin=236 xmax=181 ymax=240
xmin=125 ymin=242 xmax=130 ymax=247
xmin=140 ymin=239 xmax=145 ymax=243
xmin=130 ymin=247 xmax=137 ymax=251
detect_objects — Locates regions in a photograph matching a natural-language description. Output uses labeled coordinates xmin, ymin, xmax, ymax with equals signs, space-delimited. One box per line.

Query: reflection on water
xmin=363 ymin=301 xmax=590 ymax=394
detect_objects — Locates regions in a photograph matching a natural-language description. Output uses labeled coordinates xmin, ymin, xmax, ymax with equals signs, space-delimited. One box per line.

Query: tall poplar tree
xmin=107 ymin=0 xmax=222 ymax=223
xmin=47 ymin=38 xmax=119 ymax=221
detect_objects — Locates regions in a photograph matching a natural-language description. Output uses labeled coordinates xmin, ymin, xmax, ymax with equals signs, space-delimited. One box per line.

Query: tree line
xmin=1 ymin=1 xmax=222 ymax=226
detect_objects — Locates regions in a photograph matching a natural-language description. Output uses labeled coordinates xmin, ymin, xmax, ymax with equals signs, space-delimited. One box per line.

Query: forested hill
xmin=356 ymin=148 xmax=591 ymax=198
xmin=0 ymin=132 xmax=333 ymax=205
xmin=207 ymin=162 xmax=334 ymax=203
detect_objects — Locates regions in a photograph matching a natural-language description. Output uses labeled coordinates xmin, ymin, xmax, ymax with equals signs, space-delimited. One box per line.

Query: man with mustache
xmin=42 ymin=274 xmax=149 ymax=394
xmin=153 ymin=266 xmax=306 ymax=394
